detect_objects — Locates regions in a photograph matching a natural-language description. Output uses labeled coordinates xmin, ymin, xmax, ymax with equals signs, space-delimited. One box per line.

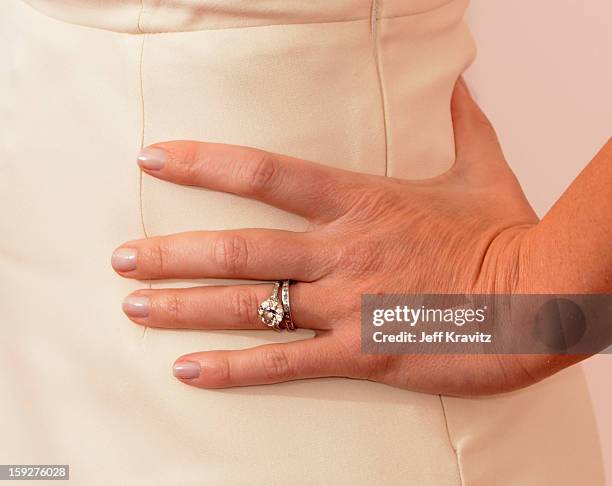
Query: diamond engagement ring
xmin=281 ymin=280 xmax=296 ymax=331
xmin=257 ymin=281 xmax=284 ymax=331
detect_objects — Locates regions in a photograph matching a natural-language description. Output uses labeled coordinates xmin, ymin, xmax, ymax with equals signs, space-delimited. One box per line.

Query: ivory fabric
xmin=0 ymin=1 xmax=604 ymax=484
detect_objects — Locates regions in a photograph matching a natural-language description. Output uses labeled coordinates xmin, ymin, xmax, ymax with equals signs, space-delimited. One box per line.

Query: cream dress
xmin=0 ymin=0 xmax=604 ymax=484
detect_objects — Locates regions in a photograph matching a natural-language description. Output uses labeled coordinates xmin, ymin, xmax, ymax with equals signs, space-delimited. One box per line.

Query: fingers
xmin=450 ymin=77 xmax=507 ymax=171
xmin=111 ymin=228 xmax=328 ymax=282
xmin=172 ymin=336 xmax=343 ymax=388
xmin=122 ymin=282 xmax=329 ymax=331
xmin=137 ymin=141 xmax=359 ymax=223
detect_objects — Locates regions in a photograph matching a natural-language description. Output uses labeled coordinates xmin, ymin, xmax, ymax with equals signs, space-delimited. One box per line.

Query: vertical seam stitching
xmin=137 ymin=1 xmax=148 ymax=237
xmin=137 ymin=1 xmax=151 ymax=339
xmin=439 ymin=395 xmax=465 ymax=486
xmin=370 ymin=0 xmax=389 ymax=177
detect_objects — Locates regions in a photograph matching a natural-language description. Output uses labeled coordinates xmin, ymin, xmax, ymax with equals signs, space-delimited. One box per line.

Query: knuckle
xmin=208 ymin=357 xmax=232 ymax=387
xmin=343 ymin=185 xmax=401 ymax=222
xmin=327 ymin=334 xmax=365 ymax=378
xmin=213 ymin=234 xmax=250 ymax=275
xmin=177 ymin=143 xmax=201 ymax=179
xmin=342 ymin=294 xmax=363 ymax=316
xmin=260 ymin=348 xmax=294 ymax=381
xmin=243 ymin=151 xmax=282 ymax=196
xmin=145 ymin=240 xmax=172 ymax=275
xmin=335 ymin=239 xmax=382 ymax=276
xmin=228 ymin=287 xmax=261 ymax=327
xmin=163 ymin=293 xmax=184 ymax=322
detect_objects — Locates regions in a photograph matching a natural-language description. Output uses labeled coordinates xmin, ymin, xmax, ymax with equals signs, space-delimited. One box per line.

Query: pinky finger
xmin=172 ymin=336 xmax=341 ymax=388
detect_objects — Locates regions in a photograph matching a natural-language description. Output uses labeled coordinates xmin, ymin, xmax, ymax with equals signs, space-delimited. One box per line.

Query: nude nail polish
xmin=122 ymin=295 xmax=150 ymax=318
xmin=173 ymin=361 xmax=201 ymax=380
xmin=137 ymin=147 xmax=167 ymax=170
xmin=112 ymin=248 xmax=137 ymax=272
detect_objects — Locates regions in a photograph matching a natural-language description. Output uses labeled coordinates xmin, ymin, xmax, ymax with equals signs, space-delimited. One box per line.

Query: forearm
xmin=524 ymin=137 xmax=612 ymax=293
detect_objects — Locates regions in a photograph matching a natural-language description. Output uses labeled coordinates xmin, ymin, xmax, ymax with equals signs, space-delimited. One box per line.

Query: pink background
xmin=466 ymin=0 xmax=612 ymax=482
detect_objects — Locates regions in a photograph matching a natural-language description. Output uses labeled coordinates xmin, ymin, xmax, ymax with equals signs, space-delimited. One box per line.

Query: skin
xmin=112 ymin=79 xmax=612 ymax=396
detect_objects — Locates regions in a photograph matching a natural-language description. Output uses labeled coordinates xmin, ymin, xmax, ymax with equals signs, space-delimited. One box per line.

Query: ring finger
xmin=122 ymin=282 xmax=332 ymax=331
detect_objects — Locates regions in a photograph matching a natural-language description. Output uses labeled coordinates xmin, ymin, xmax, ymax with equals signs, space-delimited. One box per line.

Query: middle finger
xmin=111 ymin=229 xmax=327 ymax=281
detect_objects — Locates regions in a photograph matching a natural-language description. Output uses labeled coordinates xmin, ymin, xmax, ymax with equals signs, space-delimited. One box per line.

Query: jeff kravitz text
xmin=369 ymin=304 xmax=492 ymax=345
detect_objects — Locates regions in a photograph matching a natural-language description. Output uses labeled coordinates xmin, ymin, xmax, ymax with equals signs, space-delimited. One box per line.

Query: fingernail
xmin=137 ymin=147 xmax=167 ymax=170
xmin=122 ymin=295 xmax=150 ymax=318
xmin=112 ymin=248 xmax=137 ymax=272
xmin=173 ymin=361 xmax=201 ymax=380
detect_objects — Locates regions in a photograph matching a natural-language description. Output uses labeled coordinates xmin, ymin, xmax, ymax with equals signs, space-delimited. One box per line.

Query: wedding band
xmin=257 ymin=281 xmax=284 ymax=331
xmin=281 ymin=280 xmax=296 ymax=331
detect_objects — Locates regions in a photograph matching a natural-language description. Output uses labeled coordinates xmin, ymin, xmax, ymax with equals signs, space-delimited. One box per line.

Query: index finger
xmin=137 ymin=141 xmax=360 ymax=222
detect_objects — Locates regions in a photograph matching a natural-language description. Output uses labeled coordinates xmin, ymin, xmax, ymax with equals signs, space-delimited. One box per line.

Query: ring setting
xmin=257 ymin=280 xmax=297 ymax=331
xmin=257 ymin=281 xmax=284 ymax=331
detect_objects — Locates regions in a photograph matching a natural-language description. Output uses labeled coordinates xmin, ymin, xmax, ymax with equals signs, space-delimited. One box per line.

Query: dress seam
xmin=137 ymin=0 xmax=151 ymax=340
xmin=137 ymin=2 xmax=148 ymax=239
xmin=370 ymin=0 xmax=389 ymax=177
xmin=439 ymin=395 xmax=465 ymax=486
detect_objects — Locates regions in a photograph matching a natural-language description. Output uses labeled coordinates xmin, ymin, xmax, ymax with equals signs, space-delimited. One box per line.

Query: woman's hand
xmin=111 ymin=80 xmax=603 ymax=395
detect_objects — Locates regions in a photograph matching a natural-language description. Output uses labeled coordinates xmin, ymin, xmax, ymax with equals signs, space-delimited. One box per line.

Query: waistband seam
xmin=95 ymin=0 xmax=459 ymax=35
xmin=134 ymin=15 xmax=370 ymax=36
xmin=23 ymin=0 xmax=459 ymax=35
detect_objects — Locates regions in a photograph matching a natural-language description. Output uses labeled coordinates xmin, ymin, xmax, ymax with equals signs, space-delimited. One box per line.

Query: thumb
xmin=450 ymin=79 xmax=537 ymax=221
xmin=450 ymin=78 xmax=508 ymax=173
